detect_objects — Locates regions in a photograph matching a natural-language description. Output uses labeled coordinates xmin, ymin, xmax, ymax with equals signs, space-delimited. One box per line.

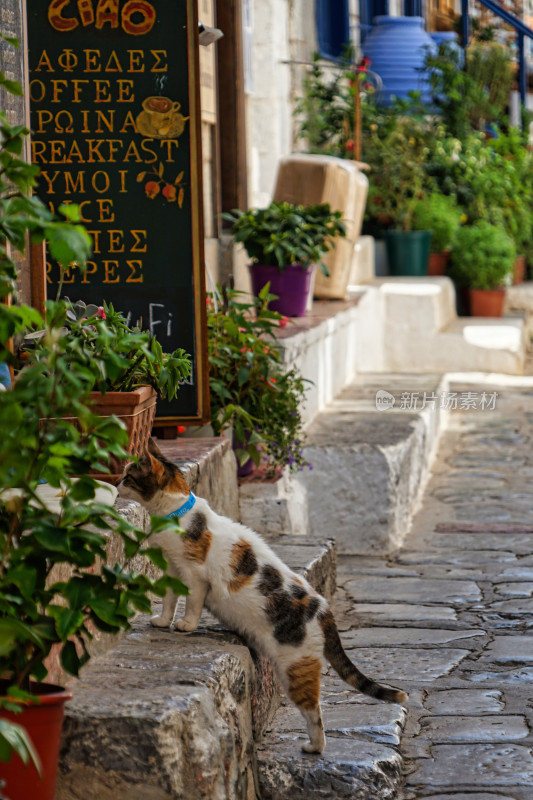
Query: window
xmin=315 ymin=0 xmax=350 ymax=60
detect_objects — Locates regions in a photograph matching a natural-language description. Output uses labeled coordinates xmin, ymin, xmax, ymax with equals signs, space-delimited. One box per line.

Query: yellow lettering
xmin=31 ymin=141 xmax=47 ymax=163
xmin=128 ymin=49 xmax=144 ymax=72
xmin=66 ymin=140 xmax=85 ymax=163
xmin=80 ymin=109 xmax=90 ymax=133
xmin=78 ymin=201 xmax=92 ymax=223
xmin=55 ymin=110 xmax=74 ymax=134
xmin=51 ymin=79 xmax=68 ymax=102
xmin=119 ymin=110 xmax=137 ymax=133
xmin=92 ymin=172 xmax=111 ymax=194
xmin=118 ymin=170 xmax=128 ymax=192
xmin=81 ymin=260 xmax=98 ymax=283
xmin=122 ymin=0 xmax=155 ymax=35
xmin=83 ymin=49 xmax=101 ymax=71
xmin=140 ymin=139 xmax=157 ymax=163
xmin=49 ymin=140 xmax=66 ymax=163
xmin=126 ymin=260 xmax=143 ymax=283
xmin=87 ymin=139 xmax=106 ymax=163
xmin=130 ymin=230 xmax=147 ymax=252
xmin=48 ymin=0 xmax=78 ymax=32
xmin=117 ymin=79 xmax=134 ymax=102
xmin=150 ymin=50 xmax=167 ymax=72
xmin=65 ymin=171 xmax=85 ymax=194
xmin=95 ymin=109 xmax=115 ymax=133
xmin=35 ymin=50 xmax=54 ymax=72
xmin=95 ymin=0 xmax=119 ymax=29
xmin=29 ymin=80 xmax=46 ymax=103
xmin=105 ymin=50 xmax=123 ymax=72
xmin=97 ymin=198 xmax=115 ymax=221
xmin=35 ymin=109 xmax=53 ymax=133
xmin=159 ymin=139 xmax=179 ymax=162
xmin=78 ymin=0 xmax=95 ymax=25
xmin=123 ymin=140 xmax=142 ymax=162
xmin=108 ymin=230 xmax=125 ymax=252
xmin=72 ymin=79 xmax=90 ymax=102
xmin=94 ymin=79 xmax=111 ymax=102
xmin=103 ymin=260 xmax=120 ymax=283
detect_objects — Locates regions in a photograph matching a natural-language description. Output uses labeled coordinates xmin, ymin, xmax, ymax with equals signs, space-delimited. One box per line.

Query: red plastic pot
xmin=469 ymin=288 xmax=506 ymax=318
xmin=513 ymin=254 xmax=526 ymax=285
xmin=249 ymin=263 xmax=313 ymax=317
xmin=428 ymin=250 xmax=450 ymax=277
xmin=0 ymin=683 xmax=72 ymax=800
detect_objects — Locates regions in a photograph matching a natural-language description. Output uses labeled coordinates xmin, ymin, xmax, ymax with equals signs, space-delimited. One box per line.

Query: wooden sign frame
xmin=25 ymin=0 xmax=210 ymax=425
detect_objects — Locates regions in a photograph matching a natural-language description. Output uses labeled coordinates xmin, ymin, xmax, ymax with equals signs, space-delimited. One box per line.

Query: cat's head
xmin=117 ymin=438 xmax=189 ymax=503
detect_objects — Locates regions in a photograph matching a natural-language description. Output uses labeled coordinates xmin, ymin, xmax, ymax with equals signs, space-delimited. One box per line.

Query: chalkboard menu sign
xmin=25 ymin=0 xmax=209 ymax=423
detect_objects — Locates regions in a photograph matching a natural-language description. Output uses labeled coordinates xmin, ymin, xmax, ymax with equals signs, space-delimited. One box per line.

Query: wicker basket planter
xmin=88 ymin=385 xmax=157 ymax=479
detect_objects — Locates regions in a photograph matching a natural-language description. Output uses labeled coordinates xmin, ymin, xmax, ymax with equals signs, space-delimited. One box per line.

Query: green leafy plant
xmin=207 ymin=285 xmax=311 ymax=475
xmin=449 ymin=221 xmax=516 ymax=289
xmin=412 ymin=193 xmax=462 ymax=252
xmin=365 ymin=111 xmax=433 ymax=232
xmin=53 ymin=299 xmax=191 ymax=400
xmin=223 ymin=201 xmax=346 ymax=276
xmin=0 ymin=38 xmax=188 ymax=772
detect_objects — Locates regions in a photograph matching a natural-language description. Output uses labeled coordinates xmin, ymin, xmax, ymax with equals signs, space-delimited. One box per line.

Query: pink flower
xmin=279 ymin=316 xmax=290 ymax=329
xmin=345 ymin=139 xmax=354 ymax=152
xmin=97 ymin=307 xmax=106 ymax=319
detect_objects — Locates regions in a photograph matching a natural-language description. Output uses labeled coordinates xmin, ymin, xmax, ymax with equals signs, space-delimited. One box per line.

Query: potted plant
xmin=448 ymin=221 xmax=516 ymax=317
xmin=207 ymin=285 xmax=311 ymax=476
xmin=412 ymin=193 xmax=462 ymax=276
xmin=365 ymin=113 xmax=432 ymax=276
xmin=223 ymin=201 xmax=346 ymax=316
xmin=49 ymin=299 xmax=191 ymax=478
xmin=0 ymin=66 xmax=187 ymax=798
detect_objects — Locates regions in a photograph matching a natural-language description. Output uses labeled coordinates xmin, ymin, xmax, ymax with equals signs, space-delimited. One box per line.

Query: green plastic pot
xmin=383 ymin=230 xmax=431 ymax=277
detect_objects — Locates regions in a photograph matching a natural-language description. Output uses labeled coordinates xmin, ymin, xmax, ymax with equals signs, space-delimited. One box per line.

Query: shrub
xmin=412 ymin=193 xmax=462 ymax=252
xmin=449 ymin=221 xmax=516 ymax=289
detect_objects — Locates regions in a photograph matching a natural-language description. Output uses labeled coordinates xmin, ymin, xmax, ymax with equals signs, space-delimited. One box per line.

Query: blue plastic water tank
xmin=362 ymin=16 xmax=437 ymax=105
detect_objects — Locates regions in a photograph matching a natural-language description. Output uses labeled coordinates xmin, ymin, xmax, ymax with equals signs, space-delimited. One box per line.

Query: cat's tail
xmin=319 ymin=609 xmax=407 ymax=704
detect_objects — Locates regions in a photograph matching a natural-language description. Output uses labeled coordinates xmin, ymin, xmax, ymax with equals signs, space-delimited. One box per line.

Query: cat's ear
xmin=147 ymin=437 xmax=165 ymax=460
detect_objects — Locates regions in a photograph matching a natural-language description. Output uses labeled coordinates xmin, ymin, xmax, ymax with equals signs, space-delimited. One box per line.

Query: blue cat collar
xmin=165 ymin=492 xmax=196 ymax=519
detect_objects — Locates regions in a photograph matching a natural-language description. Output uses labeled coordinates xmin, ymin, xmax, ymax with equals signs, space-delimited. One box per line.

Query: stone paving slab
xmin=415 ymin=794 xmax=520 ymax=800
xmin=341 ymin=628 xmax=483 ymax=648
xmin=490 ymin=598 xmax=533 ymax=614
xmin=481 ymin=636 xmax=533 ymax=662
xmin=495 ymin=582 xmax=533 ymax=597
xmin=345 ymin=647 xmax=470 ymax=682
xmin=407 ymin=744 xmax=533 ymax=787
xmin=398 ymin=550 xmax=518 ymax=566
xmin=344 ymin=577 xmax=481 ymax=604
xmin=423 ymin=689 xmax=505 ymax=714
xmin=419 ymin=715 xmax=528 ymax=743
xmin=430 ymin=533 xmax=533 ymax=554
xmin=351 ymin=603 xmax=458 ymax=625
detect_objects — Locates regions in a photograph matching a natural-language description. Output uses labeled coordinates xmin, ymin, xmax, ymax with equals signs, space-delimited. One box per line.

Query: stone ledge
xmin=296 ymin=374 xmax=448 ymax=555
xmin=58 ymin=529 xmax=336 ymax=800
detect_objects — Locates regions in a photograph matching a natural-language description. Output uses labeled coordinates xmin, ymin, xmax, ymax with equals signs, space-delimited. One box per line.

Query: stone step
xmin=58 ymin=532 xmax=336 ymax=800
xmin=295 ymin=374 xmax=448 ymax=555
xmin=505 ymin=280 xmax=533 ymax=350
xmin=257 ymin=688 xmax=406 ymax=800
xmin=357 ymin=277 xmax=526 ymax=375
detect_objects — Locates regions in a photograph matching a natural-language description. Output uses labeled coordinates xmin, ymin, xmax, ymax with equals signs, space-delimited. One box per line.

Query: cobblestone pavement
xmin=331 ymin=385 xmax=533 ymax=799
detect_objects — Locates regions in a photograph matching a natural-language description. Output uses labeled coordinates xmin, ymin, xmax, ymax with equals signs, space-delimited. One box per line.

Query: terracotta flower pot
xmin=428 ymin=250 xmax=451 ymax=277
xmin=66 ymin=385 xmax=157 ymax=481
xmin=469 ymin=288 xmax=506 ymax=317
xmin=0 ymin=682 xmax=72 ymax=800
xmin=513 ymin=254 xmax=526 ymax=285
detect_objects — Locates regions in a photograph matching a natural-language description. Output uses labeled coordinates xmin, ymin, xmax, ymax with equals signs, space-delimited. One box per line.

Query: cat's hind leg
xmin=285 ymin=655 xmax=326 ymax=754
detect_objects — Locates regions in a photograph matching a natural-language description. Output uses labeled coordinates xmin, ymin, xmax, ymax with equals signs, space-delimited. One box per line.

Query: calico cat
xmin=117 ymin=439 xmax=407 ymax=754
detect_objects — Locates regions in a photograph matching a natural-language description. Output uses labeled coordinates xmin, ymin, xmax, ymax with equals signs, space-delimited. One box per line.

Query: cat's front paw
xmin=150 ymin=614 xmax=171 ymax=628
xmin=175 ymin=619 xmax=197 ymax=633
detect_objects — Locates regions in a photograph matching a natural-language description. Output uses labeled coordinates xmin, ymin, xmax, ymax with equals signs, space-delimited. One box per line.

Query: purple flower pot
xmin=249 ymin=263 xmax=313 ymax=317
xmin=233 ymin=431 xmax=255 ymax=477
